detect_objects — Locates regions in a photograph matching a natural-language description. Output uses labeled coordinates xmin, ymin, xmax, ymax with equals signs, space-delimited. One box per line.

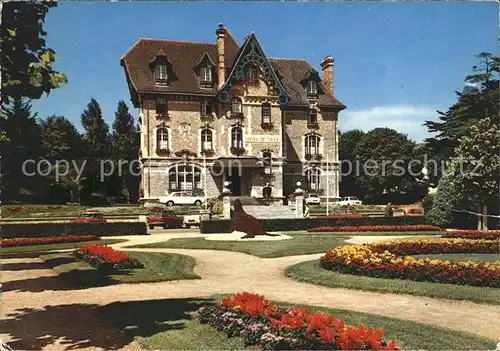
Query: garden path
xmin=1 ymin=231 xmax=499 ymax=351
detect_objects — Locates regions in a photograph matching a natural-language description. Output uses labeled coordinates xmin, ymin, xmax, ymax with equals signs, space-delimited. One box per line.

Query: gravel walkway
xmin=2 ymin=232 xmax=499 ymax=350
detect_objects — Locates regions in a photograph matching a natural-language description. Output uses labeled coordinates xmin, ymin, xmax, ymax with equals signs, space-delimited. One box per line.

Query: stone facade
xmin=122 ymin=25 xmax=346 ymax=202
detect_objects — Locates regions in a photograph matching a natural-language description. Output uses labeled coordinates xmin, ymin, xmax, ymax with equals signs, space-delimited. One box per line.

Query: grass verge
xmin=0 ymin=239 xmax=125 ymax=255
xmin=414 ymin=253 xmax=500 ymax=262
xmin=128 ymin=234 xmax=352 ymax=258
xmin=41 ymin=251 xmax=200 ymax=287
xmin=102 ymin=296 xmax=496 ymax=350
xmin=286 ymin=231 xmax=442 ymax=236
xmin=285 ymin=260 xmax=500 ymax=305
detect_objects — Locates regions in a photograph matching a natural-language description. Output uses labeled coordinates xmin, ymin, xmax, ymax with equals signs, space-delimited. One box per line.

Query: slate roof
xmin=121 ymin=28 xmax=345 ymax=110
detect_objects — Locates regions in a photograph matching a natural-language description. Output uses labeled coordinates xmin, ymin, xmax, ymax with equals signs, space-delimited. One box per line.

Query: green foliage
xmin=1 ymin=1 xmax=67 ymax=105
xmin=207 ymin=197 xmax=223 ymax=215
xmin=40 ymin=115 xmax=85 ymax=159
xmin=81 ymin=98 xmax=111 ymax=158
xmin=353 ymin=128 xmax=427 ymax=204
xmin=421 ymin=193 xmax=435 ymax=223
xmin=112 ymin=100 xmax=137 ymax=160
xmin=339 ymin=130 xmax=365 ymax=197
xmin=424 ymin=52 xmax=499 ymax=185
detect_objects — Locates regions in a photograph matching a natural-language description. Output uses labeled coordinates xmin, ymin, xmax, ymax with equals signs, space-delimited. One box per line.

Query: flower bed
xmin=316 ymin=214 xmax=364 ymax=219
xmin=73 ymin=244 xmax=143 ymax=270
xmin=442 ymin=230 xmax=500 ymax=240
xmin=1 ymin=235 xmax=99 ymax=247
xmin=320 ymin=239 xmax=500 ymax=287
xmin=198 ymin=292 xmax=400 ymax=350
xmin=309 ymin=225 xmax=441 ymax=232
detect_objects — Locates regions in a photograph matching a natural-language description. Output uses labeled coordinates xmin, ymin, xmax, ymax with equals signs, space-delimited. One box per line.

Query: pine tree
xmin=0 ymin=98 xmax=41 ymax=201
xmin=112 ymin=100 xmax=137 ymax=160
xmin=81 ymin=98 xmax=110 ymax=159
xmin=40 ymin=115 xmax=84 ymax=160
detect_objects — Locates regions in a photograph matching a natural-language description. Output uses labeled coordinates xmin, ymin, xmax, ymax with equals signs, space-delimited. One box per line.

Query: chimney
xmin=320 ymin=55 xmax=334 ymax=96
xmin=216 ymin=23 xmax=226 ymax=89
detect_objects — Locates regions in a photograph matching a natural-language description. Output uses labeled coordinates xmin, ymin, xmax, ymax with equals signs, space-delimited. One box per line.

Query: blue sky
xmin=32 ymin=1 xmax=498 ymax=141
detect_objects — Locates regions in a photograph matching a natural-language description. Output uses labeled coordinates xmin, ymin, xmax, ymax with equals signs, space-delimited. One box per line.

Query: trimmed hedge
xmin=0 ymin=222 xmax=147 ymax=238
xmin=200 ymin=216 xmax=425 ymax=233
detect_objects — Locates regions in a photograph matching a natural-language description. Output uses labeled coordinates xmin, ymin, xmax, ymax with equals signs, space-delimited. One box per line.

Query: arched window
xmin=262 ymin=150 xmax=272 ymax=174
xmin=231 ymin=98 xmax=242 ymax=116
xmin=261 ymin=102 xmax=271 ymax=124
xmin=156 ymin=127 xmax=169 ymax=150
xmin=246 ymin=64 xmax=258 ymax=83
xmin=231 ymin=126 xmax=243 ymax=148
xmin=305 ymin=134 xmax=320 ymax=157
xmin=201 ymin=128 xmax=213 ymax=151
xmin=305 ymin=168 xmax=321 ymax=191
xmin=169 ymin=165 xmax=202 ymax=191
xmin=155 ymin=64 xmax=168 ymax=85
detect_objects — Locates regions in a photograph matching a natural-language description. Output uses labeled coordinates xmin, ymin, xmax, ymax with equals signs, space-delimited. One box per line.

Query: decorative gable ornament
xmin=217 ymin=33 xmax=290 ymax=107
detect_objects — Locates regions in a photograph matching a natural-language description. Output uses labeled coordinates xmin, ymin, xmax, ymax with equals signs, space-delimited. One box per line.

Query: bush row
xmin=198 ymin=292 xmax=400 ymax=350
xmin=442 ymin=230 xmax=500 ymax=240
xmin=0 ymin=222 xmax=147 ymax=238
xmin=309 ymin=225 xmax=441 ymax=232
xmin=1 ymin=235 xmax=99 ymax=247
xmin=200 ymin=216 xmax=425 ymax=233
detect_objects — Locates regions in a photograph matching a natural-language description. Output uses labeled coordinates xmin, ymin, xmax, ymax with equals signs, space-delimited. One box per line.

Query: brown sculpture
xmin=230 ymin=199 xmax=277 ymax=238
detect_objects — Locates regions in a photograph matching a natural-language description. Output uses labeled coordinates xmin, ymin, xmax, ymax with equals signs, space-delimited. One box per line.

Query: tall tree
xmin=447 ymin=117 xmax=500 ymax=230
xmin=111 ymin=100 xmax=139 ymax=203
xmin=81 ymin=98 xmax=110 ymax=158
xmin=423 ymin=52 xmax=499 ymax=185
xmin=338 ymin=129 xmax=365 ymax=198
xmin=1 ymin=1 xmax=67 ymax=105
xmin=353 ymin=128 xmax=427 ymax=204
xmin=80 ymin=98 xmax=110 ymax=195
xmin=40 ymin=115 xmax=84 ymax=160
xmin=112 ymin=100 xmax=137 ymax=160
xmin=0 ymin=98 xmax=41 ymax=201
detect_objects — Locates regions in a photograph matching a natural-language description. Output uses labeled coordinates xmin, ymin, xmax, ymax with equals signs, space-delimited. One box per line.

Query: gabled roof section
xmin=216 ymin=33 xmax=291 ymax=107
xmin=269 ymin=58 xmax=346 ymax=109
xmin=120 ymin=35 xmax=240 ymax=106
xmin=194 ymin=51 xmax=217 ymax=69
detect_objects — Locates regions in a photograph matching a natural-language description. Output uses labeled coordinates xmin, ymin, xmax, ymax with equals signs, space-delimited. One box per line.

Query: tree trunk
xmin=482 ymin=204 xmax=488 ymax=231
xmin=477 ymin=202 xmax=483 ymax=230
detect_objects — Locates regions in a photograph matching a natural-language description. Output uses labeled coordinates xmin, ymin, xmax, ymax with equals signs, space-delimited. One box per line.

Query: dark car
xmin=147 ymin=207 xmax=183 ymax=230
xmin=74 ymin=211 xmax=107 ymax=223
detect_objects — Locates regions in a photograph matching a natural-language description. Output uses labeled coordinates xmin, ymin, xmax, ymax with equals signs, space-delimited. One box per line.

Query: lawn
xmin=414 ymin=253 xmax=500 ymax=262
xmin=0 ymin=239 xmax=125 ymax=255
xmin=41 ymin=251 xmax=200 ymax=287
xmin=101 ymin=296 xmax=496 ymax=350
xmin=128 ymin=232 xmax=442 ymax=258
xmin=285 ymin=260 xmax=500 ymax=304
xmin=128 ymin=234 xmax=352 ymax=258
xmin=1 ymin=204 xmax=89 ymax=218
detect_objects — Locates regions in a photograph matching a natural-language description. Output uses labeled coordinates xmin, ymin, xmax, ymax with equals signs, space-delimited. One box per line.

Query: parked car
xmin=73 ymin=210 xmax=107 ymax=223
xmin=305 ymin=193 xmax=321 ymax=205
xmin=183 ymin=210 xmax=201 ymax=228
xmin=147 ymin=207 xmax=183 ymax=230
xmin=336 ymin=196 xmax=362 ymax=206
xmin=159 ymin=191 xmax=205 ymax=206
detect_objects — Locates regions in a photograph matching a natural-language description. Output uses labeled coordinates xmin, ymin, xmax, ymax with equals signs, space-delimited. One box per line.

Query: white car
xmin=183 ymin=210 xmax=201 ymax=228
xmin=337 ymin=196 xmax=362 ymax=206
xmin=159 ymin=192 xmax=204 ymax=206
xmin=305 ymin=193 xmax=321 ymax=205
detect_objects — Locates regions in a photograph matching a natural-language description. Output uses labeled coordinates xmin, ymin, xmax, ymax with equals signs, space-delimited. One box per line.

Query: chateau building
xmin=121 ymin=24 xmax=346 ymax=201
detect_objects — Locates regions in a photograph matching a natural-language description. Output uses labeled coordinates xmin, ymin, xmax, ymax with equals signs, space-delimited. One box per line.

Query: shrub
xmin=82 ymin=193 xmax=110 ymax=206
xmin=74 ymin=244 xmax=143 ymax=270
xmin=200 ymin=216 xmax=425 ymax=233
xmin=442 ymin=230 xmax=500 ymax=240
xmin=320 ymin=239 xmax=500 ymax=287
xmin=0 ymin=222 xmax=147 ymax=238
xmin=197 ymin=292 xmax=400 ymax=350
xmin=309 ymin=225 xmax=441 ymax=232
xmin=1 ymin=235 xmax=99 ymax=247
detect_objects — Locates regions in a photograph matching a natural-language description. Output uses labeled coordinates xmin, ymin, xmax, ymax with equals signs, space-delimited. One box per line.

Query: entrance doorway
xmin=227 ymin=169 xmax=242 ymax=196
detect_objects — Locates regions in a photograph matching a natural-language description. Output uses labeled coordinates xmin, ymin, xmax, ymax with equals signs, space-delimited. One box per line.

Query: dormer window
xmin=307 ymin=80 xmax=317 ymax=96
xmin=200 ymin=66 xmax=212 ymax=87
xmin=155 ymin=64 xmax=168 ymax=86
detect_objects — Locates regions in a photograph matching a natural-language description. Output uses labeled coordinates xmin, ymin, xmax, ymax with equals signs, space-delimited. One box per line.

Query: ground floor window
xmin=169 ymin=164 xmax=202 ymax=191
xmin=305 ymin=168 xmax=321 ymax=191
